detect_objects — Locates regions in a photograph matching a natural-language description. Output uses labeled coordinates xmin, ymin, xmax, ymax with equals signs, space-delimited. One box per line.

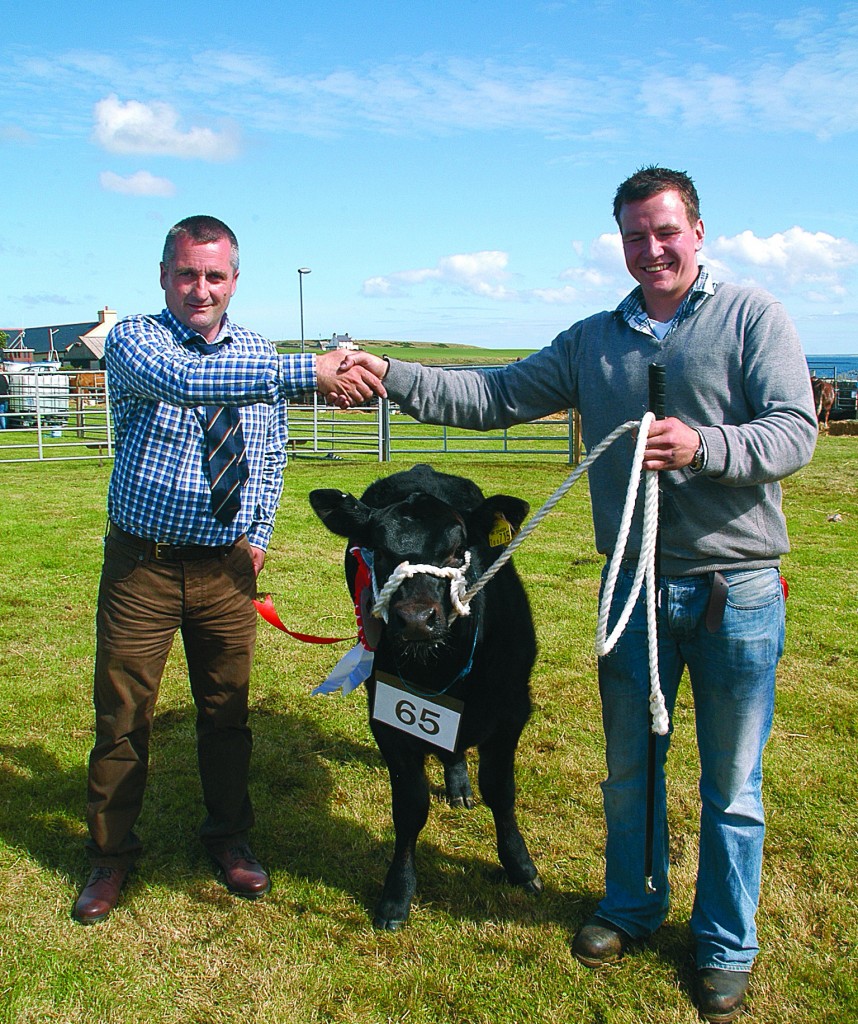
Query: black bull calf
xmin=310 ymin=464 xmax=543 ymax=930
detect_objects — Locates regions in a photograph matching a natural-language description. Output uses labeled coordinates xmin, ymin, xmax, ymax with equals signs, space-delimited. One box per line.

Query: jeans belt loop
xmin=705 ymin=571 xmax=729 ymax=633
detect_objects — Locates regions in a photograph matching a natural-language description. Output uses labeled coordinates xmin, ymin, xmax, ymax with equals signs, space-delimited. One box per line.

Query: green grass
xmin=0 ymin=438 xmax=855 ymax=1023
xmin=276 ymin=339 xmax=538 ymax=365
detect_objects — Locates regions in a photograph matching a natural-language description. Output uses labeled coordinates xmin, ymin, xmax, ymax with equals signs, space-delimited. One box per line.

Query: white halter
xmin=371 ymin=551 xmax=473 ymax=626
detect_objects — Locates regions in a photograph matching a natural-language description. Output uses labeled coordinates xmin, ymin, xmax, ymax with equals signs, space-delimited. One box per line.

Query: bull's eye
xmin=372 ymin=549 xmax=395 ymax=577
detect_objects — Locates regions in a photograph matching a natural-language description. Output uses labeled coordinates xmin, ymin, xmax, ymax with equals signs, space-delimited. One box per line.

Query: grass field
xmin=276 ymin=339 xmax=538 ymax=366
xmin=0 ymin=437 xmax=855 ymax=1023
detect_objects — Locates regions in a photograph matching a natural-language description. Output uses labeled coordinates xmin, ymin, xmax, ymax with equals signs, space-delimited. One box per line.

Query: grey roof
xmin=1 ymin=322 xmax=98 ymax=356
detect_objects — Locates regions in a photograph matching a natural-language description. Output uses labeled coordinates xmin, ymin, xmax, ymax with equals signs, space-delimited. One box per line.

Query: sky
xmin=2 ymin=1 xmax=858 ymax=354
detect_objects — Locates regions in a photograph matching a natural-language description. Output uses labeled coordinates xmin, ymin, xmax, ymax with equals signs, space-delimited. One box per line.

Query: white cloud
xmin=363 ymin=225 xmax=858 ymax=314
xmin=708 ymin=227 xmax=858 ymax=302
xmin=364 ymin=251 xmax=518 ymax=300
xmin=547 ymin=232 xmax=628 ymax=304
xmin=6 ymin=8 xmax=858 ymax=147
xmin=99 ymin=169 xmax=176 ymax=197
xmin=20 ymin=292 xmax=76 ymax=306
xmin=639 ymin=11 xmax=858 ymax=140
xmin=0 ymin=124 xmax=34 ymax=144
xmin=92 ymin=94 xmax=239 ymax=160
xmin=531 ymin=285 xmax=581 ymax=304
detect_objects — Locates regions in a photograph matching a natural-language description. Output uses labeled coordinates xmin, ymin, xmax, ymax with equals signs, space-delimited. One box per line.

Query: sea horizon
xmin=806 ymin=353 xmax=858 ymax=378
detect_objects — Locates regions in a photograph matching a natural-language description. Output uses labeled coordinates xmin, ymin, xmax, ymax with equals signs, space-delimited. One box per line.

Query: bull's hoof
xmin=443 ymin=760 xmax=474 ymax=808
xmin=520 ymin=873 xmax=544 ymax=896
xmin=372 ymin=913 xmax=409 ymax=931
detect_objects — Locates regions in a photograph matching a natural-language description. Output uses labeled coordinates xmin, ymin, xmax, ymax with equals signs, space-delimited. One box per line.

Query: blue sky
xmin=3 ymin=1 xmax=857 ymax=353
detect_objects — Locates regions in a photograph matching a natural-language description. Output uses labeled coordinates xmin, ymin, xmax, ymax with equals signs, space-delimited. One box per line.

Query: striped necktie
xmin=186 ymin=337 xmax=250 ymax=525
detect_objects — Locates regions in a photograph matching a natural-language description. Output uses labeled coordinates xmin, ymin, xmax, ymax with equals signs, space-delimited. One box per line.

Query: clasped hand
xmin=315 ymin=350 xmax=388 ymax=408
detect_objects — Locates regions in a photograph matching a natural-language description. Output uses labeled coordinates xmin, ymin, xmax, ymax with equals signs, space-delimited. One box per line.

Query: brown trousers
xmin=86 ymin=530 xmax=258 ymax=867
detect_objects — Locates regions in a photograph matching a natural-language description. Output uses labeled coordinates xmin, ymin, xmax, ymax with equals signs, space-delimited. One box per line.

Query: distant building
xmin=1 ymin=307 xmax=116 ymax=369
xmin=64 ymin=307 xmax=117 ymax=369
xmin=319 ymin=333 xmax=360 ymax=352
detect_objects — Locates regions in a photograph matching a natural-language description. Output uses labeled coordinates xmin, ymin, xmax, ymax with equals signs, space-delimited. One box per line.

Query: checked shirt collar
xmin=615 ymin=265 xmax=717 ymax=339
xmin=160 ymin=306 xmax=235 ymax=350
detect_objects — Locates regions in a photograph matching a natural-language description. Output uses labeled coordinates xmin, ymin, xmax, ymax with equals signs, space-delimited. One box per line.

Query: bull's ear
xmin=469 ymin=495 xmax=531 ymax=544
xmin=308 ymin=489 xmax=373 ymax=540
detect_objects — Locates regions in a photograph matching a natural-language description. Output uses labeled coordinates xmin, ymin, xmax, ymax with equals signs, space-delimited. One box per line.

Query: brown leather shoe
xmin=72 ymin=866 xmax=128 ymax=925
xmin=695 ymin=968 xmax=750 ymax=1022
xmin=572 ymin=915 xmax=632 ymax=967
xmin=210 ymin=843 xmax=271 ymax=898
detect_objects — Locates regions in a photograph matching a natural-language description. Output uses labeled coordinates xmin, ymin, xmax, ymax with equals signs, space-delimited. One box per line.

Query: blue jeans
xmin=595 ymin=566 xmax=784 ymax=970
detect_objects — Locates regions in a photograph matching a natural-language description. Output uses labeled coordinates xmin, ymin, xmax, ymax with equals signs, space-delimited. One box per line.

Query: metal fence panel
xmin=0 ymin=366 xmax=578 ymax=465
xmin=0 ymin=369 xmax=113 ymax=463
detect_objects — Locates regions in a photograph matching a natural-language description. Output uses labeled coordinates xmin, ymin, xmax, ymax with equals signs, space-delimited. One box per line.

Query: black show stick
xmin=645 ymin=363 xmax=666 ymax=894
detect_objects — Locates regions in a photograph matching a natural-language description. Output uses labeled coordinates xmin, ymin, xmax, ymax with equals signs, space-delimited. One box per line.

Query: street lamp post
xmin=298 ymin=267 xmax=311 ymax=353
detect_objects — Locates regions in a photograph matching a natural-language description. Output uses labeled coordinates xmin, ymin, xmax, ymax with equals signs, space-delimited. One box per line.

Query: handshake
xmin=314 ymin=349 xmax=390 ymax=409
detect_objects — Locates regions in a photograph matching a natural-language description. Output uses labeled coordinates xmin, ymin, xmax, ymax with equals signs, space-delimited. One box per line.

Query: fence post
xmin=570 ymin=408 xmax=582 ymax=466
xmin=35 ymin=375 xmax=45 ymax=461
xmin=105 ymin=373 xmax=114 ymax=457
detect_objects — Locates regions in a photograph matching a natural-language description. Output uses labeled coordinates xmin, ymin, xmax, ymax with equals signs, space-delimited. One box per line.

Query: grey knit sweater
xmin=382 ymin=282 xmax=818 ymax=575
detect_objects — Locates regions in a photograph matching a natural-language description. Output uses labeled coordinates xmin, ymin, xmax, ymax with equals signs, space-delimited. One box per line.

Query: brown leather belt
xmin=108 ymin=523 xmax=237 ymax=562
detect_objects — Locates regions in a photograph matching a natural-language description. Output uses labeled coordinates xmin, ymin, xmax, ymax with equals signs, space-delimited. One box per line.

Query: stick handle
xmin=648 ymin=363 xmax=666 ymax=419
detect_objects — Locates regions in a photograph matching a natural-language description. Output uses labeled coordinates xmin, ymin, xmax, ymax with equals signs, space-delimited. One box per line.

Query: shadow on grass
xmin=0 ymin=706 xmax=695 ymax=973
xmin=0 ymin=741 xmax=88 ymax=878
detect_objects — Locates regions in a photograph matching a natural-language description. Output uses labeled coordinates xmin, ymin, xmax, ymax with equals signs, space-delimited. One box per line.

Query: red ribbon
xmin=254 ymin=547 xmax=379 ymax=648
xmin=253 ymin=593 xmax=354 ymax=644
xmin=350 ymin=547 xmax=377 ymax=651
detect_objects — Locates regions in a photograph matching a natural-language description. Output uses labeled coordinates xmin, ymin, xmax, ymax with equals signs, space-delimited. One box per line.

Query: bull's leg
xmin=372 ymin=731 xmax=430 ymax=930
xmin=477 ymin=733 xmax=543 ymax=894
xmin=442 ymin=754 xmax=474 ymax=808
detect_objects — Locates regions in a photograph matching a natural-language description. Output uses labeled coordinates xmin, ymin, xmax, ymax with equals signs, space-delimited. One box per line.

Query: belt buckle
xmin=153 ymin=543 xmax=170 ymax=560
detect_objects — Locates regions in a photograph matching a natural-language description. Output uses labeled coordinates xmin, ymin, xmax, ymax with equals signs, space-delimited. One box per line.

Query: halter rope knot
xmin=371 ymin=551 xmax=473 ymax=626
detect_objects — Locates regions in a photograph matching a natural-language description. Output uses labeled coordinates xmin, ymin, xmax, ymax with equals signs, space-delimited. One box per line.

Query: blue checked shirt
xmin=616 ymin=265 xmax=717 ymax=337
xmin=106 ymin=308 xmax=317 ymax=549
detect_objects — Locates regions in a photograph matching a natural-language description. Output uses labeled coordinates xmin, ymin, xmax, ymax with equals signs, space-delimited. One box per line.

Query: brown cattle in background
xmin=811 ymin=376 xmax=836 ymax=429
xmin=70 ymin=372 xmax=106 ymax=405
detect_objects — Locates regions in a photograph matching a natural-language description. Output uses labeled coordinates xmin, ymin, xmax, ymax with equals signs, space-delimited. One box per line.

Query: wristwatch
xmin=689 ymin=433 xmax=706 ymax=473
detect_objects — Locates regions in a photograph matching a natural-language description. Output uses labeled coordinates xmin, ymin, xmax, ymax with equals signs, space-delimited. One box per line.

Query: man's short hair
xmin=612 ymin=166 xmax=700 ymax=226
xmin=162 ymin=215 xmax=240 ymax=272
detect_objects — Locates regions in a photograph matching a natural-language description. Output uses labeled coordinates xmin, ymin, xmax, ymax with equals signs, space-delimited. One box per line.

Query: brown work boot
xmin=72 ymin=866 xmax=128 ymax=925
xmin=209 ymin=843 xmax=271 ymax=898
xmin=695 ymin=968 xmax=750 ymax=1022
xmin=572 ymin=915 xmax=633 ymax=967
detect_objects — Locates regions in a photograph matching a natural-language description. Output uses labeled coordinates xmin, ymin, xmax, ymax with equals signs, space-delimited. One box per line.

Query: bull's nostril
xmin=392 ymin=602 xmax=444 ymax=637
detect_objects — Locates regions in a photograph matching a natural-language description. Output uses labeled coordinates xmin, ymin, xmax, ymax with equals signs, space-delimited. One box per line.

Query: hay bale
xmin=828 ymin=420 xmax=858 ymax=436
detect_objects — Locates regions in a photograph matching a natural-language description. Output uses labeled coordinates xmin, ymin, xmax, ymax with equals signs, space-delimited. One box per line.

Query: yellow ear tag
xmin=488 ymin=512 xmax=514 ymax=548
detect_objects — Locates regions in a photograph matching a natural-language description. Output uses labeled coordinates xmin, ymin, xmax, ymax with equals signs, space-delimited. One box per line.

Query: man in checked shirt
xmin=72 ymin=215 xmax=386 ymax=925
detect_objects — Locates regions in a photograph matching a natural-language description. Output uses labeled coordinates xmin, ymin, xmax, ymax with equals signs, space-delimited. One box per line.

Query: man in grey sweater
xmin=345 ymin=166 xmax=817 ymax=1022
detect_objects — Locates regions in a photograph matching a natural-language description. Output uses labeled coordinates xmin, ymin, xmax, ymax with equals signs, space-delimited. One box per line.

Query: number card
xmin=373 ymin=670 xmax=464 ymax=752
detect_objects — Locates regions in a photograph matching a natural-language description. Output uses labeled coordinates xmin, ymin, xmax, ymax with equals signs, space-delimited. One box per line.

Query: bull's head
xmin=309 ymin=487 xmax=529 ymax=660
